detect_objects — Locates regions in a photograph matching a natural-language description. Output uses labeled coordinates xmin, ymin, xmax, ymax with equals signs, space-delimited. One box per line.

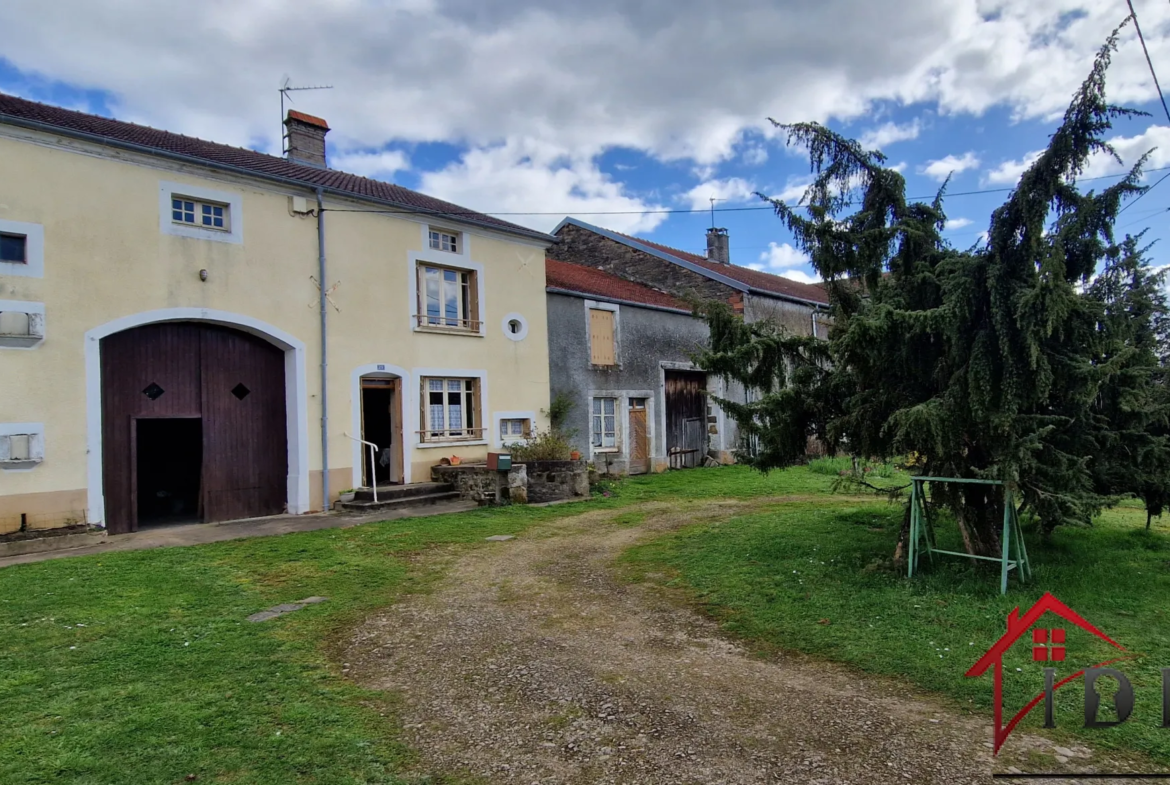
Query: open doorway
xmin=135 ymin=417 xmax=202 ymax=526
xmin=361 ymin=377 xmax=402 ymax=487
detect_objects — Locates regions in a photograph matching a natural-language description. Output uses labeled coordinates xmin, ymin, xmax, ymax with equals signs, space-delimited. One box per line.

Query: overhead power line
xmin=1119 ymin=0 xmax=1170 ymax=214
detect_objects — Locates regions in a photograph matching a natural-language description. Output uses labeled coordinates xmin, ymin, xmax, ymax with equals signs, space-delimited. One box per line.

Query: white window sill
xmin=414 ymin=325 xmax=485 ymax=338
xmin=0 ymin=459 xmax=41 ymax=471
xmin=417 ymin=439 xmax=489 ymax=450
xmin=592 ymin=448 xmax=621 ymax=454
xmin=0 ymin=334 xmax=43 ymax=349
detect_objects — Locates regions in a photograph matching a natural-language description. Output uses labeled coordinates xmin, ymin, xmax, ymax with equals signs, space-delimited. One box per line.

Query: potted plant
xmin=570 ymin=449 xmax=581 ymax=461
xmin=338 ymin=488 xmax=356 ymax=503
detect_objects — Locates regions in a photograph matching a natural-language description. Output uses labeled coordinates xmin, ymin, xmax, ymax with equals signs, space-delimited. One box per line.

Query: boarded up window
xmin=589 ymin=309 xmax=616 ymax=365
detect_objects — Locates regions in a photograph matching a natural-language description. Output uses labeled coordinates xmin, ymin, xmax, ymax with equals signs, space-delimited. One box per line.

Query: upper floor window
xmin=0 ymin=233 xmax=26 ymax=264
xmin=172 ymin=197 xmax=230 ymax=231
xmin=418 ymin=263 xmax=480 ymax=332
xmin=429 ymin=229 xmax=459 ymax=253
xmin=589 ymin=308 xmax=616 ymax=366
xmin=421 ymin=377 xmax=483 ymax=442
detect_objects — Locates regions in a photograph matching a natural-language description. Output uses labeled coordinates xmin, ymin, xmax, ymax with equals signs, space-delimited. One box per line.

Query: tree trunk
xmin=955 ymin=485 xmax=1002 ymax=558
xmin=892 ymin=503 xmax=912 ymax=567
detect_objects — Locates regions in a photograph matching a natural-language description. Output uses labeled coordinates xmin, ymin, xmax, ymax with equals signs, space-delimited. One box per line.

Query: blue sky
xmin=3 ymin=1 xmax=1170 ymax=282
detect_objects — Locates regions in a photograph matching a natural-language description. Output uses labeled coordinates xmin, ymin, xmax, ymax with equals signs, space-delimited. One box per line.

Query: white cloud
xmin=330 ymin=149 xmax=410 ymax=179
xmin=768 ymin=176 xmax=816 ymax=205
xmin=1081 ymin=125 xmax=1170 ymax=179
xmin=1 ymin=1 xmax=1167 ymax=170
xmin=859 ymin=119 xmax=921 ymax=150
xmin=756 ymin=242 xmax=811 ymax=271
xmin=984 ymin=150 xmax=1043 ymax=185
xmin=945 ymin=217 xmax=973 ymax=230
xmin=418 ymin=139 xmax=665 ymax=234
xmin=779 ymin=269 xmax=823 ymax=285
xmin=682 ymin=177 xmax=757 ymax=211
xmin=3 ymin=1 xmax=1170 ymax=216
xmin=742 ymin=145 xmax=769 ymax=166
xmin=920 ymin=152 xmax=980 ymax=182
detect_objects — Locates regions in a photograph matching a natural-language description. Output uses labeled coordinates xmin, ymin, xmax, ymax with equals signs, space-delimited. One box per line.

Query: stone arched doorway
xmin=99 ymin=322 xmax=289 ymax=533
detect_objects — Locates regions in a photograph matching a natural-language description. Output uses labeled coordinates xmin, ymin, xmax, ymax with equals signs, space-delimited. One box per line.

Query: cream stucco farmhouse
xmin=0 ymin=97 xmax=553 ymax=535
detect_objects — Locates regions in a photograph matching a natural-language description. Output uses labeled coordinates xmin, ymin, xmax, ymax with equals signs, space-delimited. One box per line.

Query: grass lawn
xmin=9 ymin=462 xmax=1165 ymax=782
xmin=0 ymin=501 xmax=603 ymax=785
xmin=622 ymin=482 xmax=1170 ymax=764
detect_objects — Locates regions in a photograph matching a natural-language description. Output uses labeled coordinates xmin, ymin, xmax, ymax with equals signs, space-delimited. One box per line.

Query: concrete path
xmin=0 ymin=499 xmax=477 ymax=568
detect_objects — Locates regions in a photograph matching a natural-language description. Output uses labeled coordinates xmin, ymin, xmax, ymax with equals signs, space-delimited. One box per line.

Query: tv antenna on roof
xmin=279 ymin=76 xmax=333 ymax=155
xmin=709 ymin=197 xmax=726 ymax=229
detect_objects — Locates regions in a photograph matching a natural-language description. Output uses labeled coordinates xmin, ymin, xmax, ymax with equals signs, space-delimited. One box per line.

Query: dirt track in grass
xmin=346 ymin=499 xmax=1138 ymax=784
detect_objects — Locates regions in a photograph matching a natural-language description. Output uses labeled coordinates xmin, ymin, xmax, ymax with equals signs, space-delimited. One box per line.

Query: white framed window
xmin=421 ymin=377 xmax=482 ymax=442
xmin=499 ymin=418 xmax=531 ymax=442
xmin=158 ymin=181 xmax=243 ymax=244
xmin=171 ymin=196 xmax=230 ymax=231
xmin=0 ymin=423 xmax=44 ymax=471
xmin=592 ymin=397 xmax=617 ymax=449
xmin=0 ymin=219 xmax=44 ymax=279
xmin=0 ymin=300 xmax=45 ymax=349
xmin=428 ymin=229 xmax=460 ymax=254
xmin=418 ymin=263 xmax=479 ymax=331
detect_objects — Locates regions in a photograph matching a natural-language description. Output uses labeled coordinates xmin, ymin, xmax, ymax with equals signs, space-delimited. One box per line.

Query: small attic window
xmin=172 ymin=197 xmax=230 ymax=231
xmin=429 ymin=230 xmax=459 ymax=253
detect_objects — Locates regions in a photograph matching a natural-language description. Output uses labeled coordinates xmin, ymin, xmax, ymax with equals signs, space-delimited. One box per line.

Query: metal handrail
xmin=342 ymin=432 xmax=378 ymax=503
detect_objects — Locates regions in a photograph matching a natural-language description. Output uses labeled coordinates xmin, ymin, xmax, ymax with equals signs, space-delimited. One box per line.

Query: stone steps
xmin=350 ymin=482 xmax=454 ymax=503
xmin=338 ymin=490 xmax=463 ymax=512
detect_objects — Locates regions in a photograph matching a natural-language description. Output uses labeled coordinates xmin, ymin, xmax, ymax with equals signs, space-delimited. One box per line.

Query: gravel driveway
xmin=346 ymin=499 xmax=1145 ymax=784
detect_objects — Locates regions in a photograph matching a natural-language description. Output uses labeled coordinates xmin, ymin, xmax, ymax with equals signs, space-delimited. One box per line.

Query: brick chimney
xmin=706 ymin=227 xmax=730 ymax=264
xmin=284 ymin=110 xmax=330 ymax=168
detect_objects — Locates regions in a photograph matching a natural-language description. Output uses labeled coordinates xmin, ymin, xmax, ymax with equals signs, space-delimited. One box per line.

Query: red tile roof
xmin=546 ymin=259 xmax=691 ymax=312
xmin=0 ymin=92 xmax=549 ymax=241
xmin=286 ymin=110 xmax=329 ymax=130
xmin=628 ymin=234 xmax=829 ymax=304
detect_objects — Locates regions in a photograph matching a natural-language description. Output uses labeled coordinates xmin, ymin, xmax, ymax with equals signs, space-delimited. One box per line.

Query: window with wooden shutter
xmin=589 ymin=309 xmax=616 ymax=366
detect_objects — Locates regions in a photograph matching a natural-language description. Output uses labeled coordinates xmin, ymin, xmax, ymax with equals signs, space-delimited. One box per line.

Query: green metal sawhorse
xmin=907 ymin=476 xmax=1031 ymax=595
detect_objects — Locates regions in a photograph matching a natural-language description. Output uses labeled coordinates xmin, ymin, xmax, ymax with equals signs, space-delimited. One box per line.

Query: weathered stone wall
xmin=431 ymin=460 xmax=588 ymax=505
xmin=432 ymin=464 xmax=502 ymax=505
xmin=553 ymin=223 xmax=735 ymax=306
xmin=743 ymin=293 xmax=819 ymax=334
xmin=524 ymin=460 xmax=590 ymax=503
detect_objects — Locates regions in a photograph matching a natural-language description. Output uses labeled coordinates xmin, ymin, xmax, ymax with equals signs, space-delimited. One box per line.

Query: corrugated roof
xmin=556 ymin=218 xmax=829 ymax=305
xmin=0 ymin=92 xmax=551 ymax=242
xmin=546 ymin=258 xmax=691 ymax=312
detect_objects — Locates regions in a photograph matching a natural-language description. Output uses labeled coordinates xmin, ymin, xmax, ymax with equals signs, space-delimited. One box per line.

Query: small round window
xmin=502 ymin=313 xmax=528 ymax=341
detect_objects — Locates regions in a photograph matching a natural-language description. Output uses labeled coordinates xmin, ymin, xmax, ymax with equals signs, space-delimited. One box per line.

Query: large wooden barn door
xmin=101 ymin=324 xmax=204 ymax=534
xmin=665 ymin=371 xmax=707 ymax=470
xmin=100 ymin=323 xmax=286 ymax=533
xmin=200 ymin=326 xmax=287 ymax=522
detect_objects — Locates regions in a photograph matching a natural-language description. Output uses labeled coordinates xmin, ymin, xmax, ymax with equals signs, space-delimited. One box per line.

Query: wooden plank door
xmin=100 ymin=324 xmax=204 ymax=534
xmin=628 ymin=399 xmax=649 ymax=475
xmin=665 ymin=371 xmax=707 ymax=469
xmin=199 ymin=326 xmax=287 ymax=522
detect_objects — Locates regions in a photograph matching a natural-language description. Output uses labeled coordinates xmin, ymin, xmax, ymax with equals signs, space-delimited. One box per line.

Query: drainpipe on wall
xmin=316 ymin=187 xmax=330 ymax=510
